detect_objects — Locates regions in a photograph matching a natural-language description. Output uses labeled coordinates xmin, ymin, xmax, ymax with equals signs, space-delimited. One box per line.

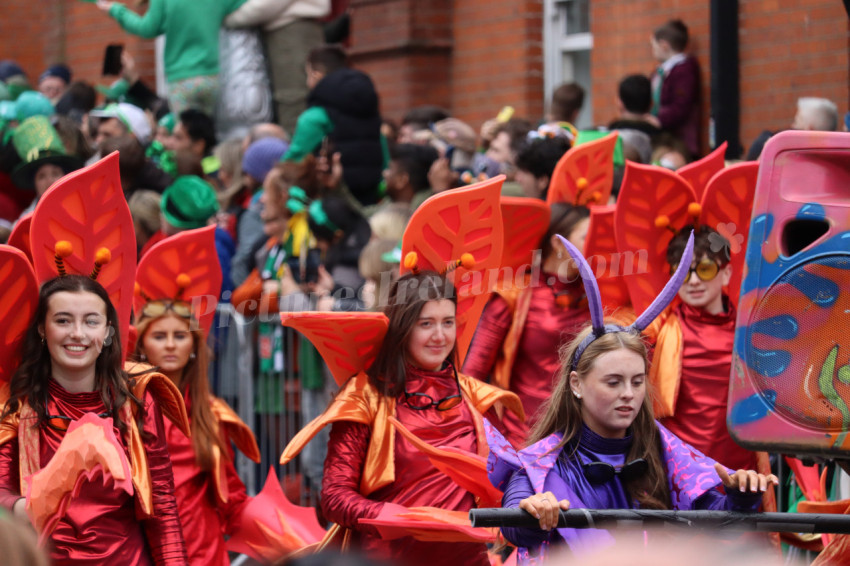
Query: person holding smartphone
xmin=96 ymin=0 xmax=246 ymax=115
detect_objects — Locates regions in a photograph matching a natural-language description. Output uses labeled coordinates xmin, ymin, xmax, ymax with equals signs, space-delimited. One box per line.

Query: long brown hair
xmin=134 ymin=312 xmax=228 ymax=472
xmin=1 ymin=275 xmax=143 ymax=436
xmin=529 ymin=324 xmax=671 ymax=509
xmin=366 ymin=271 xmax=458 ymax=397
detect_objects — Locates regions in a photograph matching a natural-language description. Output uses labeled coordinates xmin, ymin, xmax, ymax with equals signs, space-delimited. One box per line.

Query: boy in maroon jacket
xmin=649 ymin=19 xmax=701 ymax=158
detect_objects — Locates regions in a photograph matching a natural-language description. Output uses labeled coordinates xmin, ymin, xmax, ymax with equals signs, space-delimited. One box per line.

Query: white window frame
xmin=544 ymin=0 xmax=594 ymax=128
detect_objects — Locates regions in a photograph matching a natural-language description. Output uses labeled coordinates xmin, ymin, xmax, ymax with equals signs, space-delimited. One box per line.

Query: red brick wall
xmin=739 ymin=0 xmax=849 ymax=148
xmin=449 ymin=0 xmax=544 ymax=127
xmin=590 ymin=0 xmax=849 ymax=156
xmin=350 ymin=0 xmax=453 ymax=121
xmin=1 ymin=0 xmax=156 ymax=99
xmin=590 ymin=1 xmax=710 ymax=152
xmin=350 ymin=0 xmax=544 ymax=127
xmin=2 ymin=1 xmax=847 ymax=153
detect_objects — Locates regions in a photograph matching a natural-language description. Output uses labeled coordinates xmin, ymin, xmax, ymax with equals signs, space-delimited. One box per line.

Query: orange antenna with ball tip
xmin=89 ymin=247 xmax=112 ymax=280
xmin=134 ymin=226 xmax=222 ymax=337
xmin=403 ymin=252 xmax=420 ymax=275
xmin=54 ymin=241 xmax=73 ymax=277
xmin=441 ymin=253 xmax=475 ymax=275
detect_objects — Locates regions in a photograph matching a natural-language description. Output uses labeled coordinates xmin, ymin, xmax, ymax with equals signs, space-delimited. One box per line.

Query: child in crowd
xmin=283 ymin=45 xmax=385 ymax=206
xmin=659 ymin=227 xmax=758 ymax=471
xmin=649 ymin=19 xmax=701 ymax=158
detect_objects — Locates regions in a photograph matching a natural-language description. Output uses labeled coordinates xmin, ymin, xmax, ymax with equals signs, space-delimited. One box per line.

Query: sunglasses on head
xmin=582 ymin=458 xmax=648 ymax=484
xmin=670 ymin=258 xmax=721 ymax=282
xmin=403 ymin=366 xmax=463 ymax=411
xmin=140 ymin=300 xmax=193 ymax=321
xmin=45 ymin=411 xmax=111 ymax=432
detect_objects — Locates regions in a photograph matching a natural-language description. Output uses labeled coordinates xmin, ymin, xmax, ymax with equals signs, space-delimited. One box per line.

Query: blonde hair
xmin=128 ymin=190 xmax=162 ymax=250
xmin=358 ymin=238 xmax=398 ymax=280
xmin=358 ymin=239 xmax=399 ymax=310
xmin=368 ymin=203 xmax=411 ymax=241
xmin=213 ymin=138 xmax=245 ymax=208
xmin=530 ymin=323 xmax=672 ymax=509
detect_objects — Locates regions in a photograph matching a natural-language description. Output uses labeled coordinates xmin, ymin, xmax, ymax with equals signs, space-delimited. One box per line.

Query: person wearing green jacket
xmin=96 ymin=0 xmax=247 ymax=115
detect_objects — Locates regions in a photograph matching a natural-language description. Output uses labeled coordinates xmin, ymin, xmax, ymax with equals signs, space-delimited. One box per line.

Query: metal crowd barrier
xmin=207 ymin=304 xmax=320 ymax=508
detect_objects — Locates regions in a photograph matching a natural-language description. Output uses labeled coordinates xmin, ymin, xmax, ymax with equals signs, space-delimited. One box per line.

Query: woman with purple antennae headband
xmin=485 ymin=232 xmax=777 ymax=563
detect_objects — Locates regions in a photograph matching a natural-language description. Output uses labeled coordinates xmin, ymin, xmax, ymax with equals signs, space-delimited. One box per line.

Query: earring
xmin=573 ymin=391 xmax=582 ymax=399
xmin=41 ymin=335 xmax=45 ymax=345
xmin=140 ymin=353 xmax=146 ymax=362
xmin=190 ymin=352 xmax=196 ymax=360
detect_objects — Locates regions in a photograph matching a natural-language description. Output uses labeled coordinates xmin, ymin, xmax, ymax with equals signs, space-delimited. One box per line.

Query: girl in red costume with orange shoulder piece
xmin=464 ymin=134 xmax=619 ymax=447
xmin=132 ymin=225 xmax=261 ymax=565
xmin=279 ymin=176 xmax=524 ymax=565
xmin=0 ymin=154 xmax=189 ymax=565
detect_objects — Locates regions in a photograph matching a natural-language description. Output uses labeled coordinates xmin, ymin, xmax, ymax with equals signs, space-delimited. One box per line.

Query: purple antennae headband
xmin=556 ymin=231 xmax=695 ymax=371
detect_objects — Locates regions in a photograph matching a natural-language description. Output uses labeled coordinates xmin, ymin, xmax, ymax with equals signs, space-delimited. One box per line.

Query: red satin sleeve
xmin=220 ymin=446 xmax=251 ymax=536
xmin=0 ymin=437 xmax=21 ymax=510
xmin=462 ymin=295 xmax=512 ymax=381
xmin=321 ymin=420 xmax=384 ymax=532
xmin=140 ymin=391 xmax=189 ymax=565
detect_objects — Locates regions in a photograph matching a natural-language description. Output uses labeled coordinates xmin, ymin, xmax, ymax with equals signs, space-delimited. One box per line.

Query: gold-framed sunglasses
xmin=670 ymin=258 xmax=721 ymax=282
xmin=140 ymin=300 xmax=193 ymax=320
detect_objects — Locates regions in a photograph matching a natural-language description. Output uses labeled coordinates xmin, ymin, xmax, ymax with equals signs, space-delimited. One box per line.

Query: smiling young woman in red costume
xmin=0 ymin=275 xmax=188 ymax=565
xmin=284 ymin=270 xmax=522 ymax=565
xmin=132 ymin=225 xmax=260 ymax=566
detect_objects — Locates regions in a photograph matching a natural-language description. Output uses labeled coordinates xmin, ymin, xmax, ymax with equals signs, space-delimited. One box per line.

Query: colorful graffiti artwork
xmin=730 ymin=131 xmax=850 ymax=456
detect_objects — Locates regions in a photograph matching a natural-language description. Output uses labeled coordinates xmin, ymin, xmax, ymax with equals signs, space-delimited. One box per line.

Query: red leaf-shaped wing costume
xmin=546 ymin=132 xmax=617 ymax=207
xmin=698 ymin=162 xmax=758 ymax=307
xmin=615 ymin=162 xmax=697 ymax=314
xmin=584 ymin=205 xmax=630 ymax=310
xmin=401 ymin=176 xmax=504 ymax=363
xmin=280 ymin=312 xmax=389 ymax=386
xmin=226 ymin=467 xmax=325 ymax=562
xmin=498 ymin=197 xmax=549 ymax=284
xmin=676 ymin=142 xmax=727 ymax=201
xmin=0 ymin=245 xmax=37 ymax=401
xmin=389 ymin=416 xmax=503 ymax=507
xmin=359 ymin=505 xmax=498 ymax=543
xmin=7 ymin=213 xmax=32 ymax=261
xmin=135 ymin=225 xmax=222 ymax=336
xmin=29 ymin=152 xmax=136 ymax=358
xmin=24 ymin=413 xmax=134 ymax=543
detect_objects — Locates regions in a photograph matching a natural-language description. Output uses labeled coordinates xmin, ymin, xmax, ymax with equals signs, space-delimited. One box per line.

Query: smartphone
xmin=102 ymin=44 xmax=124 ymax=77
xmin=286 ymin=248 xmax=322 ymax=285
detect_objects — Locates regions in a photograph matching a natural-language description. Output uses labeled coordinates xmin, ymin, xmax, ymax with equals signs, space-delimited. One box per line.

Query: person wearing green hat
xmin=144 ymin=175 xmax=235 ymax=294
xmin=10 ymin=116 xmax=83 ymax=217
xmin=14 ymin=91 xmax=55 ymax=123
xmin=145 ymin=112 xmax=178 ymax=177
xmin=155 ymin=113 xmax=177 ymax=150
xmin=160 ymin=175 xmax=220 ymax=231
xmin=0 ymin=91 xmax=55 ymax=135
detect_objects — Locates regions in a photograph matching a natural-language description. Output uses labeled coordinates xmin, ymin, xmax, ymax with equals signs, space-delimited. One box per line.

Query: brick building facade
xmin=3 ymin=0 xmax=847 ymax=156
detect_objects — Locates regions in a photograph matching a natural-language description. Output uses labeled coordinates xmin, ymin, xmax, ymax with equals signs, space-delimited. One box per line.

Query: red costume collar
xmin=678 ymin=296 xmax=735 ymax=325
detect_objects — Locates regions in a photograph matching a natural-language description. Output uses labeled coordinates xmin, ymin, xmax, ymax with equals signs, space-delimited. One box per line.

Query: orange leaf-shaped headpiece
xmin=401 ymin=175 xmax=505 ymax=362
xmin=135 ymin=225 xmax=222 ymax=337
xmin=498 ymin=197 xmax=550 ymax=284
xmin=614 ymin=162 xmax=697 ymax=314
xmin=547 ymin=132 xmax=617 ymax=207
xmin=0 ymin=246 xmax=38 ymax=394
xmin=615 ymin=157 xmax=759 ymax=311
xmin=30 ymin=152 xmax=137 ymax=360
